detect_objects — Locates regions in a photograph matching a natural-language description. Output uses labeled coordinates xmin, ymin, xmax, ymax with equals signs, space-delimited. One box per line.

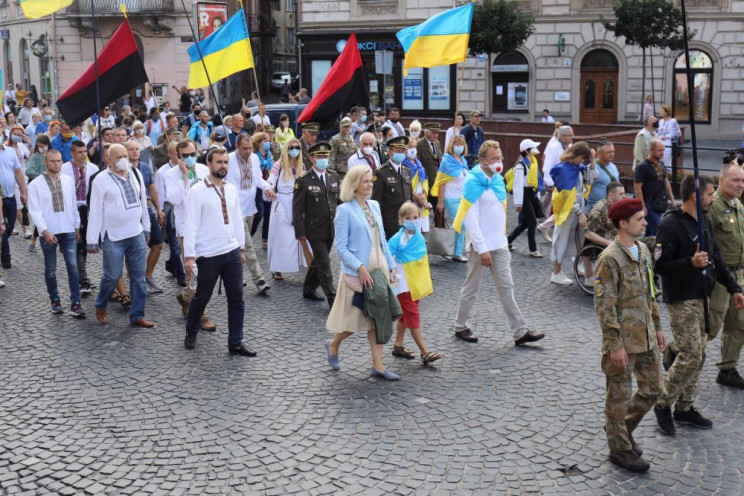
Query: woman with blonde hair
xmin=432 ymin=134 xmax=469 ymax=261
xmin=267 ymin=137 xmax=306 ymax=280
xmin=131 ymin=120 xmax=154 ymax=165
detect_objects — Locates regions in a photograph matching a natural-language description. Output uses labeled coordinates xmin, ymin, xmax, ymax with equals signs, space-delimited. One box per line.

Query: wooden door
xmin=580 ymin=70 xmax=618 ymax=124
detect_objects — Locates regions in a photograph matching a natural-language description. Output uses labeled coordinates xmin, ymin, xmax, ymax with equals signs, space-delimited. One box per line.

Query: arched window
xmin=672 ymin=50 xmax=712 ymax=123
xmin=19 ymin=39 xmax=30 ymax=91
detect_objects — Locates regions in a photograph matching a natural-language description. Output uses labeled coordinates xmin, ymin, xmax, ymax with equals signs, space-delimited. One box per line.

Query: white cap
xmin=519 ymin=138 xmax=541 ymax=152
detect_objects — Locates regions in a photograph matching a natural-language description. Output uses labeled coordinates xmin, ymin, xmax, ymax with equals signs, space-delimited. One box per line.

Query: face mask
xmin=11 ymin=135 xmax=22 ymax=143
xmin=62 ymin=132 xmax=73 ymax=140
xmin=37 ymin=146 xmax=47 ymax=154
xmin=410 ymin=130 xmax=420 ymax=139
xmin=406 ymin=148 xmax=417 ymax=159
xmin=487 ymin=160 xmax=504 ymax=174
xmin=403 ymin=219 xmax=420 ymax=232
xmin=152 ymin=114 xmax=159 ymax=122
xmin=453 ymin=146 xmax=464 ymax=156
xmin=393 ymin=152 xmax=406 ymax=164
xmin=183 ymin=156 xmax=197 ymax=168
xmin=135 ymin=129 xmax=144 ymax=135
xmin=44 ymin=115 xmax=52 ymax=122
xmin=115 ymin=158 xmax=130 ymax=172
xmin=262 ymin=142 xmax=271 ymax=152
xmin=363 ymin=146 xmax=374 ymax=155
xmin=360 ymin=115 xmax=367 ymax=123
xmin=288 ymin=148 xmax=300 ymax=158
xmin=315 ymin=158 xmax=329 ymax=170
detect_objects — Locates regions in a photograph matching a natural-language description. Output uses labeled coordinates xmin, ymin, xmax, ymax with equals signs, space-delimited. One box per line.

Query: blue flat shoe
xmin=325 ymin=339 xmax=340 ymax=370
xmin=370 ymin=367 xmax=399 ymax=381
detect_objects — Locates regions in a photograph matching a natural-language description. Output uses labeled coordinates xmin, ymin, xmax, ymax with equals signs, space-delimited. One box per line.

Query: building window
xmin=286 ymin=28 xmax=296 ymax=46
xmin=286 ymin=0 xmax=296 ymax=12
xmin=3 ymin=40 xmax=11 ymax=88
xmin=490 ymin=52 xmax=529 ymax=113
xmin=672 ymin=49 xmax=712 ymax=124
xmin=40 ymin=57 xmax=51 ymax=100
xmin=20 ymin=38 xmax=30 ymax=91
xmin=311 ymin=60 xmax=332 ymax=96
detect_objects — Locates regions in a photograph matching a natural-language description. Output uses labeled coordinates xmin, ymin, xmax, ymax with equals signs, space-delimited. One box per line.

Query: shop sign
xmin=554 ymin=91 xmax=571 ymax=101
xmin=356 ymin=41 xmax=402 ymax=52
xmin=0 ymin=30 xmax=9 ymax=41
xmin=491 ymin=64 xmax=528 ymax=73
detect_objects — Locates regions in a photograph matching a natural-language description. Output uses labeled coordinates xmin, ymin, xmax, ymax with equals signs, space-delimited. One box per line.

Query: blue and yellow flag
xmin=453 ymin=165 xmax=507 ymax=233
xmin=188 ymin=10 xmax=255 ymax=89
xmin=20 ymin=0 xmax=72 ymax=18
xmin=403 ymin=157 xmax=429 ymax=218
xmin=388 ymin=228 xmax=433 ymax=301
xmin=396 ymin=2 xmax=474 ymax=76
xmin=431 ymin=154 xmax=467 ymax=197
xmin=550 ymin=161 xmax=585 ymax=226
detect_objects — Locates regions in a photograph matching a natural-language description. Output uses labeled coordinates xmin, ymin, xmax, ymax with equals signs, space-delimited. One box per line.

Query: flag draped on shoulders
xmin=402 ymin=157 xmax=429 ymax=218
xmin=550 ymin=161 xmax=585 ymax=226
xmin=453 ymin=165 xmax=507 ymax=233
xmin=20 ymin=0 xmax=72 ymax=18
xmin=188 ymin=10 xmax=254 ymax=89
xmin=431 ymin=154 xmax=467 ymax=197
xmin=524 ymin=155 xmax=544 ymax=192
xmin=388 ymin=229 xmax=433 ymax=301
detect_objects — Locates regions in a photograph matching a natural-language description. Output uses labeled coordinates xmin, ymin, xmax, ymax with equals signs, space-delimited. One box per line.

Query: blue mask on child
xmin=403 ymin=219 xmax=420 ymax=232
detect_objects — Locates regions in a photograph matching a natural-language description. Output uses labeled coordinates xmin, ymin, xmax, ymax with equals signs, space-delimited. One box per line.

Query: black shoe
xmin=177 ymin=276 xmax=187 ymax=287
xmin=184 ymin=332 xmax=197 ymax=350
xmin=654 ymin=405 xmax=676 ymax=436
xmin=673 ymin=406 xmax=713 ymax=429
xmin=303 ymin=291 xmax=325 ymax=301
xmin=229 ymin=343 xmax=257 ymax=357
xmin=2 ymin=261 xmax=10 ymax=269
xmin=455 ymin=328 xmax=478 ymax=343
xmin=628 ymin=433 xmax=643 ymax=457
xmin=327 ymin=297 xmax=335 ymax=309
xmin=256 ymin=279 xmax=270 ymax=294
xmin=663 ymin=345 xmax=677 ymax=371
xmin=608 ymin=449 xmax=650 ymax=473
xmin=716 ymin=368 xmax=744 ymax=389
xmin=79 ymin=279 xmax=92 ymax=296
xmin=515 ymin=330 xmax=545 ymax=346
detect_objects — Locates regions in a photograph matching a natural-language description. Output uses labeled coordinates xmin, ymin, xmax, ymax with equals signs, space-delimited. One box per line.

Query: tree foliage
xmin=469 ymin=0 xmax=536 ymax=56
xmin=601 ymin=0 xmax=694 ymax=51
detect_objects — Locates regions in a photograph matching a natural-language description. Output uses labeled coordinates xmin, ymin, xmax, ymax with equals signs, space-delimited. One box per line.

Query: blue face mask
xmin=11 ymin=134 xmax=22 ymax=143
xmin=453 ymin=146 xmax=464 ymax=156
xmin=44 ymin=115 xmax=52 ymax=122
xmin=393 ymin=152 xmax=406 ymax=164
xmin=360 ymin=115 xmax=367 ymax=123
xmin=183 ymin=156 xmax=197 ymax=168
xmin=262 ymin=142 xmax=271 ymax=152
xmin=315 ymin=158 xmax=329 ymax=170
xmin=403 ymin=219 xmax=420 ymax=232
xmin=288 ymin=148 xmax=300 ymax=158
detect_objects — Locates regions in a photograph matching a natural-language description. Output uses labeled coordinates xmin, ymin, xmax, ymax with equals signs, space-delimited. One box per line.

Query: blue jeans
xmin=1 ymin=196 xmax=17 ymax=264
xmin=164 ymin=206 xmax=184 ymax=277
xmin=645 ymin=202 xmax=662 ymax=237
xmin=95 ymin=233 xmax=148 ymax=322
xmin=444 ymin=197 xmax=465 ymax=257
xmin=40 ymin=232 xmax=80 ymax=303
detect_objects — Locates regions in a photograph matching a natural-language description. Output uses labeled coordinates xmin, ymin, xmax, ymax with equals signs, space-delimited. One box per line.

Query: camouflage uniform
xmin=707 ymin=190 xmax=744 ymax=371
xmin=594 ymin=240 xmax=662 ymax=452
xmin=328 ymin=132 xmax=357 ymax=180
xmin=586 ymin=198 xmax=655 ymax=252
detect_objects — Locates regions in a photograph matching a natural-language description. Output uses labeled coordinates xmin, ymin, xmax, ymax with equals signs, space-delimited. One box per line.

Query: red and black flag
xmin=57 ymin=19 xmax=148 ymax=127
xmin=298 ymin=33 xmax=370 ymax=128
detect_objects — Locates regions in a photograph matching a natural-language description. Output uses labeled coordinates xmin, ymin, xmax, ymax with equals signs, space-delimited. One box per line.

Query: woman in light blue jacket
xmin=325 ymin=166 xmax=400 ymax=380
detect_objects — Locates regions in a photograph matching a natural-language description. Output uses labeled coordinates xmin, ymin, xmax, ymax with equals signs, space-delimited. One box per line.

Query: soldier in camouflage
xmin=585 ymin=182 xmax=625 ymax=247
xmin=594 ymin=197 xmax=667 ymax=473
xmin=328 ymin=117 xmax=358 ymax=181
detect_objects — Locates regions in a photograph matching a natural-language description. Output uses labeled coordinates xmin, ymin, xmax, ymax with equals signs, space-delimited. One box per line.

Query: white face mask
xmin=410 ymin=130 xmax=420 ymax=139
xmin=406 ymin=148 xmax=417 ymax=159
xmin=363 ymin=146 xmax=374 ymax=156
xmin=486 ymin=160 xmax=503 ymax=174
xmin=115 ymin=158 xmax=130 ymax=172
xmin=37 ymin=146 xmax=48 ymax=154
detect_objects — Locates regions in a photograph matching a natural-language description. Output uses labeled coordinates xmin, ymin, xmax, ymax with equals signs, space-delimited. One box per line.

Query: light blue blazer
xmin=334 ymin=199 xmax=396 ymax=276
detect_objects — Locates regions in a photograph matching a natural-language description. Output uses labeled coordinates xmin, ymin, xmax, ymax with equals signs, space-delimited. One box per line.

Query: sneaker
xmin=608 ymin=449 xmax=650 ymax=473
xmin=529 ymin=251 xmax=543 ymax=258
xmin=0 ymin=279 xmax=5 ymax=288
xmin=23 ymin=227 xmax=32 ymax=239
xmin=550 ymin=272 xmax=573 ymax=286
xmin=50 ymin=298 xmax=64 ymax=314
xmin=80 ymin=279 xmax=92 ymax=296
xmin=70 ymin=301 xmax=87 ymax=318
xmin=537 ymin=225 xmax=552 ymax=242
xmin=442 ymin=255 xmax=453 ymax=261
xmin=453 ymin=255 xmax=468 ymax=263
xmin=256 ymin=279 xmax=270 ymax=294
xmin=584 ymin=276 xmax=595 ymax=288
xmin=654 ymin=405 xmax=676 ymax=436
xmin=11 ymin=228 xmax=18 ymax=236
xmin=577 ymin=262 xmax=586 ymax=277
xmin=716 ymin=367 xmax=744 ymax=389
xmin=673 ymin=406 xmax=713 ymax=429
xmin=145 ymin=277 xmax=164 ymax=293
xmin=27 ymin=244 xmax=36 ymax=253
xmin=663 ymin=345 xmax=677 ymax=371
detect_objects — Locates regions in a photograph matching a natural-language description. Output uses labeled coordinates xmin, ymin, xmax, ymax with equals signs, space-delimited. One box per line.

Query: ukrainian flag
xmin=453 ymin=165 xmax=507 ymax=234
xmin=396 ymin=2 xmax=474 ymax=76
xmin=431 ymin=154 xmax=467 ymax=197
xmin=388 ymin=229 xmax=433 ymax=301
xmin=550 ymin=161 xmax=589 ymax=226
xmin=188 ymin=10 xmax=255 ymax=89
xmin=20 ymin=0 xmax=72 ymax=18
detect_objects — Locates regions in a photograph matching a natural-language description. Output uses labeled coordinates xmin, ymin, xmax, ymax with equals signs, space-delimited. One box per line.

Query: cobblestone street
xmin=1 ymin=206 xmax=743 ymax=495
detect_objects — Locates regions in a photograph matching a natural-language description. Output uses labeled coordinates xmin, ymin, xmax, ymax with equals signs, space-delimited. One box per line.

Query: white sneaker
xmin=537 ymin=225 xmax=552 ymax=242
xmin=529 ymin=251 xmax=543 ymax=258
xmin=0 ymin=279 xmax=5 ymax=288
xmin=584 ymin=276 xmax=595 ymax=288
xmin=577 ymin=263 xmax=586 ymax=277
xmin=23 ymin=227 xmax=32 ymax=239
xmin=550 ymin=272 xmax=574 ymax=286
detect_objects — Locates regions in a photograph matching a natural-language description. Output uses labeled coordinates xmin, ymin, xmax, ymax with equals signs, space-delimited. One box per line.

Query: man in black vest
xmin=372 ymin=136 xmax=414 ymax=240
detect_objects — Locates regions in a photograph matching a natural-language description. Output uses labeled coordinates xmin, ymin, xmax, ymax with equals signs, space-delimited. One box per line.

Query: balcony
xmin=67 ymin=0 xmax=174 ymax=16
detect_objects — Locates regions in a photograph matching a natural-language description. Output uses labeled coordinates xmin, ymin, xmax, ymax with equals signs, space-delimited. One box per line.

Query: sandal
xmin=392 ymin=345 xmax=416 ymax=359
xmin=109 ymin=290 xmax=122 ymax=303
xmin=272 ymin=272 xmax=284 ymax=281
xmin=120 ymin=294 xmax=132 ymax=308
xmin=421 ymin=351 xmax=442 ymax=365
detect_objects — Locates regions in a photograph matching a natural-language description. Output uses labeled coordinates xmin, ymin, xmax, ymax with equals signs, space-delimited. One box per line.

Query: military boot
xmin=663 ymin=344 xmax=677 ymax=371
xmin=716 ymin=367 xmax=744 ymax=389
xmin=608 ymin=450 xmax=650 ymax=473
xmin=627 ymin=432 xmax=643 ymax=457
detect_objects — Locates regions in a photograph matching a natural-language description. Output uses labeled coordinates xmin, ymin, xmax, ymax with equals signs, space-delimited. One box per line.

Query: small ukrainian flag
xmin=20 ymin=0 xmax=73 ymax=18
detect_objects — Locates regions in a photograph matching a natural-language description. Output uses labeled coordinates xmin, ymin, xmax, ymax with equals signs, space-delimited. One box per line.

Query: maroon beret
xmin=608 ymin=198 xmax=644 ymax=221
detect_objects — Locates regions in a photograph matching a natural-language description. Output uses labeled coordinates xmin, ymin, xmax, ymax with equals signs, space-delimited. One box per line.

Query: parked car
xmin=270 ymin=72 xmax=292 ymax=91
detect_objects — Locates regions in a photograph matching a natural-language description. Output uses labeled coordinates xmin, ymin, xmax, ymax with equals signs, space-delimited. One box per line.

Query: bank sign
xmin=337 ymin=39 xmax=403 ymax=53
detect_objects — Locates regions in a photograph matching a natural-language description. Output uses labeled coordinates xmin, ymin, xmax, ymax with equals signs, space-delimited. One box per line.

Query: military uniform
xmin=372 ymin=137 xmax=413 ymax=240
xmin=707 ymin=190 xmax=744 ymax=374
xmin=586 ymin=198 xmax=655 ymax=252
xmin=594 ymin=240 xmax=662 ymax=453
xmin=299 ymin=122 xmax=320 ymax=172
xmin=292 ymin=142 xmax=340 ymax=303
xmin=328 ymin=119 xmax=357 ymax=180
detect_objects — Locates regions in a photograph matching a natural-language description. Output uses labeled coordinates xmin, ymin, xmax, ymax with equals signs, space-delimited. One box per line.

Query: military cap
xmin=340 ymin=117 xmax=352 ymax=127
xmin=608 ymin=198 xmax=644 ymax=222
xmin=423 ymin=122 xmax=441 ymax=132
xmin=301 ymin=122 xmax=321 ymax=133
xmin=165 ymin=127 xmax=181 ymax=136
xmin=264 ymin=125 xmax=276 ymax=132
xmin=386 ymin=136 xmax=409 ymax=149
xmin=309 ymin=141 xmax=332 ymax=155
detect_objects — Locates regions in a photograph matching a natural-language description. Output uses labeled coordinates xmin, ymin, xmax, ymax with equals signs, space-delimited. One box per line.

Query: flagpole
xmin=91 ymin=0 xmax=103 ymax=169
xmin=454 ymin=61 xmax=465 ymax=122
xmin=238 ymin=0 xmax=263 ymax=114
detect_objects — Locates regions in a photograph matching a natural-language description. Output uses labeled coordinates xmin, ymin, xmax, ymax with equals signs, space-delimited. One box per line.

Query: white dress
xmin=267 ymin=167 xmax=307 ymax=273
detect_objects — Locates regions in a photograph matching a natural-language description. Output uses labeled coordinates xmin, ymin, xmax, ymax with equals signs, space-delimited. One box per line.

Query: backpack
xmin=505 ymin=162 xmax=523 ymax=195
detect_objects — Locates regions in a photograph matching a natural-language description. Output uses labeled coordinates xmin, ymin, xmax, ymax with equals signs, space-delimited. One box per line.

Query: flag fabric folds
xmin=402 ymin=157 xmax=429 ymax=220
xmin=20 ymin=0 xmax=72 ymax=18
xmin=453 ymin=165 xmax=507 ymax=234
xmin=431 ymin=153 xmax=467 ymax=198
xmin=549 ymin=161 xmax=585 ymax=226
xmin=396 ymin=2 xmax=474 ymax=75
xmin=298 ymin=33 xmax=370 ymax=128
xmin=388 ymin=228 xmax=433 ymax=301
xmin=188 ymin=9 xmax=254 ymax=89
xmin=56 ymin=19 xmax=148 ymax=127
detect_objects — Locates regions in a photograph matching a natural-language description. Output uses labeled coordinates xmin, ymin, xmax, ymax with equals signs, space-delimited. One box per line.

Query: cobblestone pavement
xmin=1 ymin=205 xmax=743 ymax=495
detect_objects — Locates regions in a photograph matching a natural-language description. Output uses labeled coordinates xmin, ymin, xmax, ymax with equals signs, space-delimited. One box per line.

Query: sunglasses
xmin=288 ymin=146 xmax=301 ymax=151
xmin=181 ymin=152 xmax=197 ymax=158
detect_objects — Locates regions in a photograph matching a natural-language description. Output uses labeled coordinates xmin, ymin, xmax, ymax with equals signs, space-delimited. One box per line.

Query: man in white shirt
xmin=27 ymin=149 xmax=86 ymax=317
xmin=251 ymin=104 xmax=271 ymax=130
xmin=348 ymin=132 xmax=381 ymax=171
xmin=182 ymin=148 xmax=256 ymax=356
xmin=86 ymin=143 xmax=153 ymax=328
xmin=384 ymin=107 xmax=405 ymax=138
xmin=61 ymin=140 xmax=99 ymax=295
xmin=453 ymin=140 xmax=545 ymax=346
xmin=541 ymin=109 xmax=555 ymax=123
xmin=145 ymin=92 xmax=157 ymax=114
xmin=0 ymin=139 xmax=27 ymax=269
xmin=225 ymin=134 xmax=276 ymax=294
xmin=156 ymin=142 xmax=185 ymax=285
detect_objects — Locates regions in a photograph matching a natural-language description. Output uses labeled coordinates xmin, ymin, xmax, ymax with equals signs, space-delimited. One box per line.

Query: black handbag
xmin=649 ymin=194 xmax=669 ymax=214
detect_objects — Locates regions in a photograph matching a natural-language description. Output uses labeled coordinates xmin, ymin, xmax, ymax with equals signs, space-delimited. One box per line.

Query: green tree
xmin=602 ymin=0 xmax=694 ymax=115
xmin=469 ymin=0 xmax=536 ymax=56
